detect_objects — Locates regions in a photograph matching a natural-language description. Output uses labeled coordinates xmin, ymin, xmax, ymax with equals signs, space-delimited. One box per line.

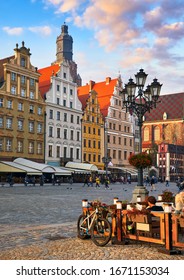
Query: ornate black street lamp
xmin=122 ymin=69 xmax=162 ymax=201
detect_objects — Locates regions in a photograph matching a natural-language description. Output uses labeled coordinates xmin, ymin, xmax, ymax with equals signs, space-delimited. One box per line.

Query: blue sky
xmin=1 ymin=0 xmax=184 ymax=94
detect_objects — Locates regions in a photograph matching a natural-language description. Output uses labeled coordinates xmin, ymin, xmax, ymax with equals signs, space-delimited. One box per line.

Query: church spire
xmin=56 ymin=23 xmax=73 ymax=63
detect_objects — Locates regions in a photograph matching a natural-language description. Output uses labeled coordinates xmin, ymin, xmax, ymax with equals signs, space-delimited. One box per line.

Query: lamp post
xmin=122 ymin=69 xmax=162 ymax=202
xmin=102 ymin=156 xmax=112 ymax=178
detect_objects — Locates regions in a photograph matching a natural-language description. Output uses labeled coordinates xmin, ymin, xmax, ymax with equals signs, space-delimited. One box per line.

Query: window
xmin=0 ymin=117 xmax=3 ymax=127
xmin=0 ymin=139 xmax=3 ymax=151
xmin=77 ymin=116 xmax=80 ymax=124
xmin=11 ymin=72 xmax=16 ymax=81
xmin=63 ymin=72 xmax=66 ymax=78
xmin=11 ymin=86 xmax=16 ymax=95
xmin=38 ymin=107 xmax=42 ymax=115
xmin=84 ymin=126 xmax=86 ymax=133
xmin=93 ymin=154 xmax=96 ymax=162
xmin=56 ymin=111 xmax=60 ymax=120
xmin=88 ymin=140 xmax=91 ymax=148
xmin=70 ymin=147 xmax=73 ymax=159
xmin=64 ymin=113 xmax=67 ymax=122
xmin=98 ymin=129 xmax=100 ymax=136
xmin=57 ymin=128 xmax=61 ymax=138
xmin=18 ymin=102 xmax=23 ymax=111
xmin=63 ymin=87 xmax=66 ymax=93
xmin=88 ymin=127 xmax=91 ymax=134
xmin=21 ymin=75 xmax=26 ymax=84
xmin=28 ymin=142 xmax=34 ymax=153
xmin=98 ymin=155 xmax=101 ymax=162
xmin=93 ymin=141 xmax=96 ymax=148
xmin=113 ymin=150 xmax=116 ymax=159
xmin=119 ymin=125 xmax=121 ymax=131
xmin=98 ymin=141 xmax=101 ymax=149
xmin=118 ymin=150 xmax=121 ymax=160
xmin=57 ymin=98 xmax=60 ymax=105
xmin=124 ymin=138 xmax=127 ymax=145
xmin=113 ymin=123 xmax=116 ymax=130
xmin=63 ymin=100 xmax=66 ymax=106
xmin=84 ymin=139 xmax=86 ymax=147
xmin=49 ymin=110 xmax=53 ymax=119
xmin=130 ymin=139 xmax=132 ymax=146
xmin=143 ymin=127 xmax=149 ymax=141
xmin=70 ymin=102 xmax=73 ymax=108
xmin=154 ymin=126 xmax=160 ymax=141
xmin=64 ymin=147 xmax=67 ymax=158
xmin=6 ymin=139 xmax=12 ymax=151
xmin=107 ymin=135 xmax=110 ymax=143
xmin=71 ymin=114 xmax=74 ymax=123
xmin=6 ymin=118 xmax=12 ymax=129
xmin=57 ymin=85 xmax=60 ymax=91
xmin=21 ymin=88 xmax=26 ymax=97
xmin=88 ymin=154 xmax=91 ymax=162
xmin=21 ymin=57 xmax=26 ymax=67
xmin=70 ymin=89 xmax=73 ymax=95
xmin=29 ymin=105 xmax=34 ymax=113
xmin=83 ymin=153 xmax=86 ymax=162
xmin=37 ymin=123 xmax=42 ymax=133
xmin=30 ymin=78 xmax=35 ymax=86
xmin=17 ymin=140 xmax=23 ymax=153
xmin=49 ymin=126 xmax=53 ymax=137
xmin=76 ymin=148 xmax=80 ymax=160
xmin=18 ymin=120 xmax=23 ymax=130
xmin=64 ymin=129 xmax=67 ymax=139
xmin=0 ymin=98 xmax=3 ymax=107
xmin=7 ymin=100 xmax=13 ymax=109
xmin=29 ymin=121 xmax=34 ymax=132
xmin=37 ymin=143 xmax=42 ymax=154
xmin=48 ymin=145 xmax=53 ymax=157
xmin=93 ymin=128 xmax=95 ymax=134
xmin=30 ymin=91 xmax=34 ymax=99
xmin=113 ymin=136 xmax=116 ymax=144
xmin=77 ymin=131 xmax=80 ymax=141
xmin=56 ymin=146 xmax=60 ymax=158
xmin=124 ymin=151 xmax=127 ymax=160
xmin=70 ymin=130 xmax=74 ymax=140
xmin=119 ymin=137 xmax=121 ymax=145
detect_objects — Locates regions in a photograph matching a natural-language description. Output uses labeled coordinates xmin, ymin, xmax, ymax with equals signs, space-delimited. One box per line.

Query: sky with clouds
xmin=1 ymin=0 xmax=184 ymax=94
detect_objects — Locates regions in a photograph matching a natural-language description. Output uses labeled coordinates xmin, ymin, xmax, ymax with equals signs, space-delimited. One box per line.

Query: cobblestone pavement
xmin=0 ymin=182 xmax=183 ymax=260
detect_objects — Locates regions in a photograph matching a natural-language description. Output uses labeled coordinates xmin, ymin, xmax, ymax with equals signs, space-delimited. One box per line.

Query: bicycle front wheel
xmin=91 ymin=217 xmax=112 ymax=246
xmin=77 ymin=214 xmax=90 ymax=239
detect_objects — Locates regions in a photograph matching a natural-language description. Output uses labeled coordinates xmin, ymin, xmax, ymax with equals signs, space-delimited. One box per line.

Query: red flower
xmin=128 ymin=152 xmax=152 ymax=169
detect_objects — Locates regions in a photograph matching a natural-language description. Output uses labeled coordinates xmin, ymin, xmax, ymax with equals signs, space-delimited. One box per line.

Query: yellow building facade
xmin=81 ymin=90 xmax=105 ymax=170
xmin=0 ymin=42 xmax=45 ymax=162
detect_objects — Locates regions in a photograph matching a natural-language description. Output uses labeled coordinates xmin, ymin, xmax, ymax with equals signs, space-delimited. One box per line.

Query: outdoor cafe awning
xmin=65 ymin=162 xmax=98 ymax=171
xmin=0 ymin=161 xmax=42 ymax=175
xmin=13 ymin=158 xmax=71 ymax=176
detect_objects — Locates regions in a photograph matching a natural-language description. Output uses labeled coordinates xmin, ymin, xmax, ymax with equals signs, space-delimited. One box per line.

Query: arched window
xmin=143 ymin=127 xmax=149 ymax=141
xmin=154 ymin=126 xmax=160 ymax=141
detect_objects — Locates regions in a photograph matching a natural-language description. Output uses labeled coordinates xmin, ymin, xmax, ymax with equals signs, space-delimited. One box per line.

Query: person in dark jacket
xmin=146 ymin=196 xmax=163 ymax=211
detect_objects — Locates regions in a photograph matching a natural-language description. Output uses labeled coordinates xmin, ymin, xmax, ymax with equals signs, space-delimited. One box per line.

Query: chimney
xmin=106 ymin=77 xmax=111 ymax=84
xmin=89 ymin=80 xmax=95 ymax=91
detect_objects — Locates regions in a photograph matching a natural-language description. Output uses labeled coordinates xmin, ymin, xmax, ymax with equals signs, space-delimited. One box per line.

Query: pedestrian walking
xmin=95 ymin=176 xmax=100 ymax=188
xmin=104 ymin=177 xmax=110 ymax=189
xmin=89 ymin=176 xmax=93 ymax=187
xmin=83 ymin=176 xmax=89 ymax=187
xmin=150 ymin=176 xmax=156 ymax=191
xmin=165 ymin=176 xmax=169 ymax=187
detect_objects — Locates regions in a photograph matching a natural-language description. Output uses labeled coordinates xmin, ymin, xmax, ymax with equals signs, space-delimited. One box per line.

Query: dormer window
xmin=21 ymin=57 xmax=26 ymax=67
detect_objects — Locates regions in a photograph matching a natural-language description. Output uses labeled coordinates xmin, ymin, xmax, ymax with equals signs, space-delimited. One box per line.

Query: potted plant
xmin=128 ymin=152 xmax=152 ymax=169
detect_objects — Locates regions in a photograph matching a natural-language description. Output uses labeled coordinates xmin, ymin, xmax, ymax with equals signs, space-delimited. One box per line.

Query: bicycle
xmin=77 ymin=205 xmax=112 ymax=246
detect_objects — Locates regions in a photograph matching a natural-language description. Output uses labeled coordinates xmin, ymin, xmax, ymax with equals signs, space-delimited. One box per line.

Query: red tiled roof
xmin=78 ymin=78 xmax=118 ymax=117
xmin=38 ymin=64 xmax=60 ymax=99
xmin=145 ymin=92 xmax=184 ymax=121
